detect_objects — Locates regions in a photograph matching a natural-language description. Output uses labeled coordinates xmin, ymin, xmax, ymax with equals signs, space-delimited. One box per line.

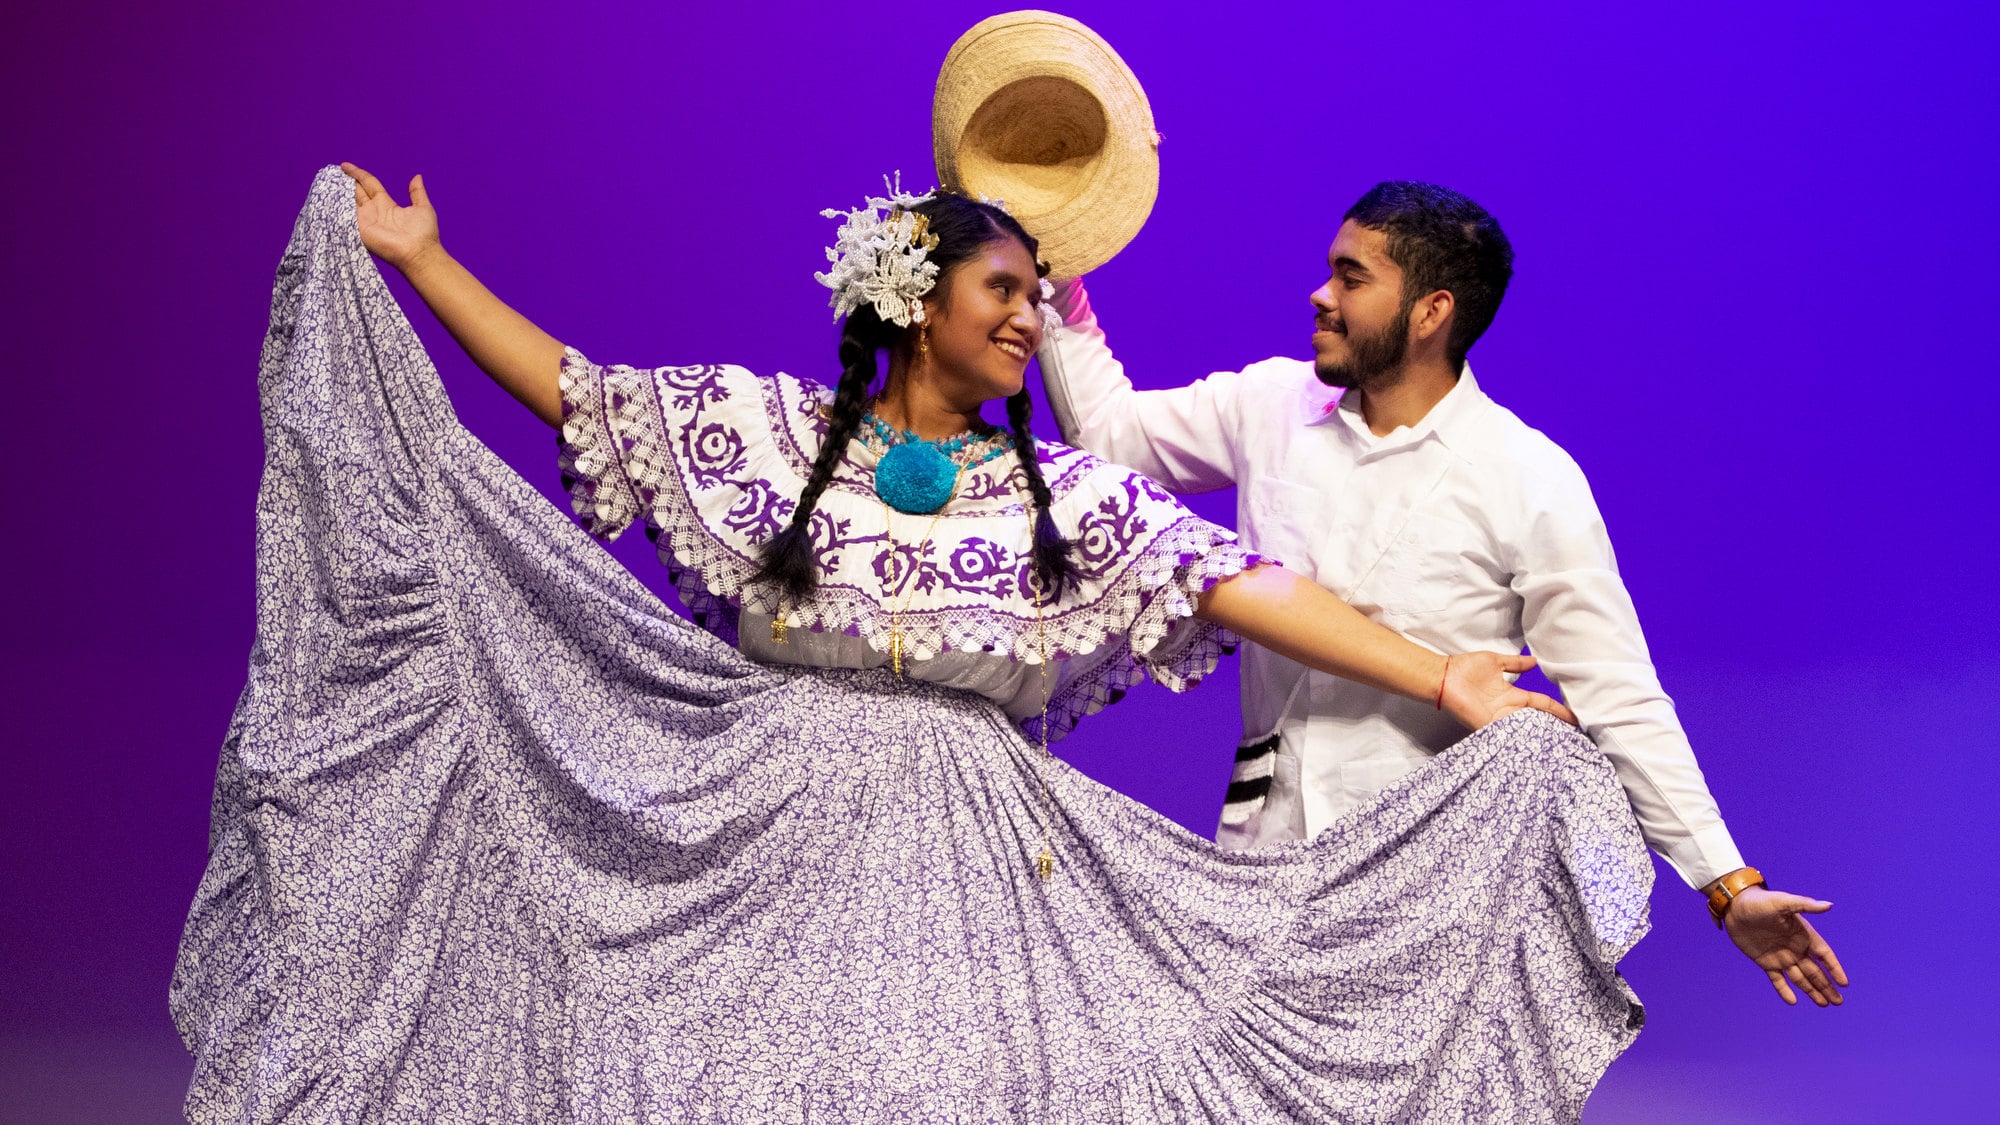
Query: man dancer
xmin=1040 ymin=181 xmax=1846 ymax=1006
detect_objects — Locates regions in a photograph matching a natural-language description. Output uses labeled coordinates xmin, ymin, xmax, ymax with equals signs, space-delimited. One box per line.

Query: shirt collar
xmin=1306 ymin=363 xmax=1488 ymax=456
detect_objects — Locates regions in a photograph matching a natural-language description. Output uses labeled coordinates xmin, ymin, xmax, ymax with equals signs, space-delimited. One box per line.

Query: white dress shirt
xmin=1041 ymin=282 xmax=1743 ymax=888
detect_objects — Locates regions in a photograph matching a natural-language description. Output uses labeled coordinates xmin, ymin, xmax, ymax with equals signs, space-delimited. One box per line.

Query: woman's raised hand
xmin=333 ymin=165 xmax=567 ymax=425
xmin=1439 ymin=652 xmax=1579 ymax=730
xmin=341 ymin=163 xmax=440 ymax=272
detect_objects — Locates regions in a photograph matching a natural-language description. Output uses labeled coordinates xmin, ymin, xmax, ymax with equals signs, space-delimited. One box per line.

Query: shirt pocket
xmin=1380 ymin=511 xmax=1473 ymax=617
xmin=1243 ymin=475 xmax=1323 ymax=568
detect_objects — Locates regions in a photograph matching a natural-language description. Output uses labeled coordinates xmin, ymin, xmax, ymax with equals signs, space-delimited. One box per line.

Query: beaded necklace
xmin=1030 ymin=581 xmax=1056 ymax=879
xmin=860 ymin=411 xmax=1014 ymax=515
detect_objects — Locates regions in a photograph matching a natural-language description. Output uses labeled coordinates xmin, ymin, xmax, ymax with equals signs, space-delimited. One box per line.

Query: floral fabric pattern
xmin=171 ymin=168 xmax=1654 ymax=1124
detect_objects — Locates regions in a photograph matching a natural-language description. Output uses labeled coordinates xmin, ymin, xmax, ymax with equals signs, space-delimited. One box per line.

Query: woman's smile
xmin=992 ymin=335 xmax=1031 ymax=362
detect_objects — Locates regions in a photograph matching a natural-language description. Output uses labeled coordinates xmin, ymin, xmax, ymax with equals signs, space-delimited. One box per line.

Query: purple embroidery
xmin=946 ymin=538 xmax=1022 ymax=599
xmin=960 ymin=462 xmax=1030 ymax=503
xmin=806 ymin=507 xmax=861 ymax=574
xmin=657 ymin=362 xmax=731 ymax=414
xmin=872 ymin=539 xmax=939 ymax=599
xmin=1072 ymin=477 xmax=1151 ymax=574
xmin=683 ymin=421 xmax=749 ymax=487
xmin=721 ymin=478 xmax=794 ymax=544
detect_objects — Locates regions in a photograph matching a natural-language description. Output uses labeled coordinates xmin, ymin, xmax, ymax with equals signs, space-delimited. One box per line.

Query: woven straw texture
xmin=933 ymin=11 xmax=1160 ymax=277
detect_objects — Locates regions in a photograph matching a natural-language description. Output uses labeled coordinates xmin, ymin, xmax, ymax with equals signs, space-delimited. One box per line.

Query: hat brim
xmin=933 ymin=11 xmax=1158 ymax=279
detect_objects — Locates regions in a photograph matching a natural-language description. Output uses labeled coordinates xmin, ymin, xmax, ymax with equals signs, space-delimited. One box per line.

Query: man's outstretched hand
xmin=1723 ymin=887 xmax=1848 ymax=1007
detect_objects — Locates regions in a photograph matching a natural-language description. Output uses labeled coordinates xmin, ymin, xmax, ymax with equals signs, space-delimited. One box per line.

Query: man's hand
xmin=1722 ymin=886 xmax=1848 ymax=1007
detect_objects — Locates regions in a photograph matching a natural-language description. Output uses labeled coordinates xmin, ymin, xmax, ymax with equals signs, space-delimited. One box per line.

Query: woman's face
xmin=916 ymin=236 xmax=1044 ymax=408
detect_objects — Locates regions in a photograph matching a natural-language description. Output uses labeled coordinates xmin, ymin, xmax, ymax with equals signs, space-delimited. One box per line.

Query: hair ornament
xmin=817 ymin=173 xmax=941 ymax=328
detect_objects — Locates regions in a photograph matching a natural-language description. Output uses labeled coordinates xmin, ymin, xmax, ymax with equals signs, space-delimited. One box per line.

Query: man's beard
xmin=1315 ymin=306 xmax=1411 ymax=389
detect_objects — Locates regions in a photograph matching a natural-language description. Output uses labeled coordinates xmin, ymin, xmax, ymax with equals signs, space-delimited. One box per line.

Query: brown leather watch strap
xmin=1706 ymin=866 xmax=1766 ymax=928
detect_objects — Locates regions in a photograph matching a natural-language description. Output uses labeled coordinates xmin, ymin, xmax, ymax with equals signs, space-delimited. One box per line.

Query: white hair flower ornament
xmin=816 ymin=173 xmax=941 ymax=328
xmin=816 ymin=173 xmax=1063 ymax=340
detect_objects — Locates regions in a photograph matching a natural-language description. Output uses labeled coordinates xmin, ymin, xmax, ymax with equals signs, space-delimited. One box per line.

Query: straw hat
xmin=932 ymin=11 xmax=1159 ymax=278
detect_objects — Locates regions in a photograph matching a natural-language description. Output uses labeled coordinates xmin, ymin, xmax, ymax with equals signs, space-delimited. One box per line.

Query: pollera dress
xmin=171 ymin=167 xmax=1655 ymax=1124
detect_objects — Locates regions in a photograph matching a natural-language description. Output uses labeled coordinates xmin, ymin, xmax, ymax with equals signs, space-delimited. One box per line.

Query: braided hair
xmin=753 ymin=192 xmax=1079 ymax=606
xmin=1004 ymin=386 xmax=1081 ymax=601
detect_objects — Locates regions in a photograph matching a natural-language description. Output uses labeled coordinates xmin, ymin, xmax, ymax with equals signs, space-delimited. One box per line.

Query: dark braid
xmin=755 ymin=190 xmax=1079 ymax=605
xmin=751 ymin=312 xmax=886 ymax=603
xmin=1005 ymin=389 xmax=1080 ymax=600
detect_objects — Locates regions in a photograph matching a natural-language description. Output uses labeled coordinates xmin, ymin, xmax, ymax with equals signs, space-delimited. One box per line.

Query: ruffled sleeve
xmin=1016 ymin=450 xmax=1267 ymax=743
xmin=556 ymin=348 xmax=649 ymax=540
xmin=557 ymin=347 xmax=830 ymax=643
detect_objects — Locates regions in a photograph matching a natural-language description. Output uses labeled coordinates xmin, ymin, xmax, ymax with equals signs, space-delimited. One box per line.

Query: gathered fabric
xmin=171 ymin=167 xmax=1653 ymax=1124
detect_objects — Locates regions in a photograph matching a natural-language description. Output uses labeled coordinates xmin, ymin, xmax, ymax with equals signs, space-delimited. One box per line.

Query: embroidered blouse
xmin=557 ymin=348 xmax=1262 ymax=741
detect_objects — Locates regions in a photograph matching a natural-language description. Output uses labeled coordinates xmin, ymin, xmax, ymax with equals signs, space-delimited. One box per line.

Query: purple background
xmin=4 ymin=1 xmax=1995 ymax=1121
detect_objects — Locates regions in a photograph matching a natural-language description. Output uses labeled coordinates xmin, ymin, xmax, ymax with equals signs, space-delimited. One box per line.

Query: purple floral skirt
xmin=170 ymin=168 xmax=1653 ymax=1124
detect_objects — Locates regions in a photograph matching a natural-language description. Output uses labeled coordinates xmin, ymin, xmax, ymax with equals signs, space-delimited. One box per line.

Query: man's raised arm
xmin=1040 ymin=277 xmax=1246 ymax=493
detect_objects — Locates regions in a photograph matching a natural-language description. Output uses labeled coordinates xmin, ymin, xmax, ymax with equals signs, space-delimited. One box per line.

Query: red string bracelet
xmin=1435 ymin=655 xmax=1450 ymax=711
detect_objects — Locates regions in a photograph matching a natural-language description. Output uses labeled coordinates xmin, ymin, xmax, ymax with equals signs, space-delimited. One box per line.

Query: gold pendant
xmin=1034 ymin=848 xmax=1055 ymax=880
xmin=889 ymin=631 xmax=904 ymax=678
xmin=771 ymin=616 xmax=788 ymax=645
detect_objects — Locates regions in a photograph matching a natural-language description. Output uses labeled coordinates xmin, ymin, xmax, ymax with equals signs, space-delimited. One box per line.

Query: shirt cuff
xmin=1047 ymin=275 xmax=1092 ymax=326
xmin=1657 ymin=822 xmax=1748 ymax=890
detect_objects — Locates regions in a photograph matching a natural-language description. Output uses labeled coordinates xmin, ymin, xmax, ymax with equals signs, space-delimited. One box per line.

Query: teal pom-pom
xmin=876 ymin=442 xmax=957 ymax=513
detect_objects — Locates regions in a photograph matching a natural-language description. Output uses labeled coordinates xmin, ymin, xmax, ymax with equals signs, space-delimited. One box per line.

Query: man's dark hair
xmin=1344 ymin=181 xmax=1514 ymax=370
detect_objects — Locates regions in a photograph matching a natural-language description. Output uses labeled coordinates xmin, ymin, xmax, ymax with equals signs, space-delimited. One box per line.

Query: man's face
xmin=1309 ymin=220 xmax=1410 ymax=389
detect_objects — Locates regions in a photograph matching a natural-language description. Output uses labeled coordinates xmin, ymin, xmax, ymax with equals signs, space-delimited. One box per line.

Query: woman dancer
xmin=172 ymin=165 xmax=1654 ymax=1123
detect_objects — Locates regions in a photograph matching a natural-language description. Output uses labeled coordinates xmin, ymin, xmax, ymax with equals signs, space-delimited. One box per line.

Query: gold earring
xmin=918 ymin=324 xmax=930 ymax=358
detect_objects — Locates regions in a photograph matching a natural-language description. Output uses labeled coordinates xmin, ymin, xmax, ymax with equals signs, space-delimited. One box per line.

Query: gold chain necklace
xmin=771 ymin=443 xmax=1059 ymax=881
xmin=879 ymin=468 xmax=962 ymax=677
xmin=882 ymin=465 xmax=1058 ymax=879
xmin=1031 ymin=582 xmax=1056 ymax=879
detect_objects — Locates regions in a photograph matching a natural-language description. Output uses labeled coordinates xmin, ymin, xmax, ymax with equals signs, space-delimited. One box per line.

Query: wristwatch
xmin=1705 ymin=866 xmax=1766 ymax=928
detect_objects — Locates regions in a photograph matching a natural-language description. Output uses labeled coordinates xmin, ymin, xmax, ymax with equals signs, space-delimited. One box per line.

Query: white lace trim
xmin=1028 ymin=544 xmax=1253 ymax=743
xmin=556 ymin=359 xmax=645 ymax=540
xmin=557 ymin=348 xmax=1261 ymax=672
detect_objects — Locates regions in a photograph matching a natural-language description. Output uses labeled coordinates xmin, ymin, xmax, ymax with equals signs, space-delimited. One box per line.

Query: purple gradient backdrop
xmin=3 ymin=1 xmax=1994 ymax=1121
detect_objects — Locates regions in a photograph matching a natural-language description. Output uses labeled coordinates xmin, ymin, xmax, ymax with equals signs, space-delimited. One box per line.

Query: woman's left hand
xmin=1438 ymin=652 xmax=1578 ymax=730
